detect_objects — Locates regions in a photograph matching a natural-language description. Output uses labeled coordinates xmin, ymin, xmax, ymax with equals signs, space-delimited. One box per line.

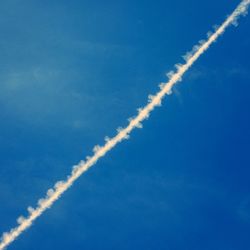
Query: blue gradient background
xmin=0 ymin=1 xmax=250 ymax=249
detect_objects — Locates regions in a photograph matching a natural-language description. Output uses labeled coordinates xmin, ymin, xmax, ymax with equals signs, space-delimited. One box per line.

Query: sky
xmin=0 ymin=0 xmax=250 ymax=250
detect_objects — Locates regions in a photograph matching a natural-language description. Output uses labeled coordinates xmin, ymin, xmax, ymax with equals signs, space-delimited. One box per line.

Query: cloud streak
xmin=0 ymin=0 xmax=249 ymax=249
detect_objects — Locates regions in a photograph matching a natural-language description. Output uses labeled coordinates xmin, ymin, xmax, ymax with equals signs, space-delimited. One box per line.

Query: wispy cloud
xmin=0 ymin=67 xmax=94 ymax=129
xmin=0 ymin=1 xmax=249 ymax=249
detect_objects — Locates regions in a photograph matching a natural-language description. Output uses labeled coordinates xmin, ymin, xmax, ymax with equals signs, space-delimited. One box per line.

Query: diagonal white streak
xmin=0 ymin=0 xmax=249 ymax=249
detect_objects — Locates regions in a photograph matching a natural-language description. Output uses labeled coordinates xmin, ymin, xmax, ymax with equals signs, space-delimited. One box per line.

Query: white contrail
xmin=0 ymin=0 xmax=249 ymax=249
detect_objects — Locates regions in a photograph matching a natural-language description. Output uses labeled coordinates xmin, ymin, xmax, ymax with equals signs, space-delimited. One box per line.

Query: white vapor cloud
xmin=0 ymin=0 xmax=249 ymax=249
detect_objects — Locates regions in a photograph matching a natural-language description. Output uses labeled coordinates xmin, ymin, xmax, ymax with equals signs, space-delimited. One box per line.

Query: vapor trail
xmin=1 ymin=1 xmax=249 ymax=249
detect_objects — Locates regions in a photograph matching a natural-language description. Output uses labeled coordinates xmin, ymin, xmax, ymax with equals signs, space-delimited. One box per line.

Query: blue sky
xmin=0 ymin=0 xmax=250 ymax=249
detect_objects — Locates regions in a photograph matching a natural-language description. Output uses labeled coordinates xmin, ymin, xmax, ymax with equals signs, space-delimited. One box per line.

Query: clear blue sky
xmin=0 ymin=0 xmax=250 ymax=249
